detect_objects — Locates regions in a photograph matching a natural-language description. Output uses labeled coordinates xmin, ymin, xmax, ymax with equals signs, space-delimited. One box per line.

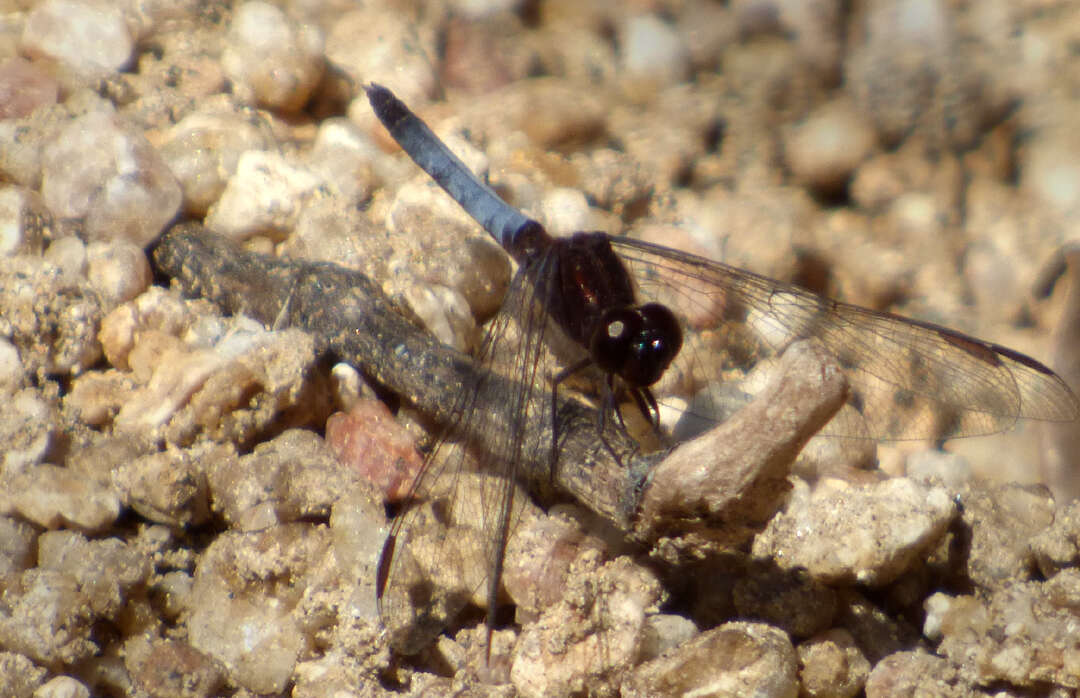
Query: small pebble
xmin=512 ymin=555 xmax=662 ymax=697
xmin=123 ymin=635 xmax=225 ymax=698
xmin=934 ymin=579 xmax=1080 ymax=688
xmin=959 ymin=483 xmax=1055 ymax=588
xmin=0 ymin=57 xmax=58 ymax=119
xmin=221 ymin=2 xmax=324 ymax=112
xmin=622 ymin=622 xmax=799 ymax=697
xmin=97 ymin=286 xmax=187 ymax=371
xmin=329 ymin=487 xmax=388 ymax=625
xmin=326 ymin=8 xmax=438 ymax=125
xmin=638 ymin=614 xmax=698 ymax=662
xmin=0 ymin=339 xmax=23 ymax=397
xmin=784 ymin=98 xmax=877 ymax=195
xmin=307 ymin=118 xmax=377 ymax=205
xmin=502 ymin=504 xmax=606 ymax=622
xmin=618 ymin=14 xmax=691 ymax=91
xmin=21 ymin=0 xmax=133 ymax=75
xmin=158 ymin=101 xmax=273 ymax=215
xmin=752 ymin=477 xmax=956 ymax=585
xmin=0 ymin=185 xmax=51 ymax=256
xmin=0 ymin=651 xmax=47 ymax=695
xmin=85 ymin=241 xmax=152 ymax=309
xmin=797 ymin=628 xmax=871 ymax=698
xmin=4 ymin=464 xmax=121 ymax=532
xmin=0 ymin=516 xmax=37 ymax=576
xmin=41 ymin=110 xmax=181 ymax=247
xmin=324 ymin=399 xmax=422 ymax=504
xmin=1031 ymin=500 xmax=1080 ymax=577
xmin=0 ymin=569 xmax=96 ymax=665
xmin=540 ymin=187 xmax=590 ymax=237
xmin=1020 ymin=122 xmax=1080 ymax=220
xmin=37 ymin=530 xmax=150 ymax=617
xmin=113 ymin=448 xmax=211 ymax=528
xmin=42 ymin=236 xmax=86 ymax=279
xmin=187 ymin=524 xmax=334 ymax=694
xmin=0 ymin=389 xmax=55 ymax=475
xmin=204 ymin=150 xmax=323 ymax=242
xmin=863 ymin=650 xmax=965 ymax=696
xmin=207 ymin=429 xmax=358 ymax=530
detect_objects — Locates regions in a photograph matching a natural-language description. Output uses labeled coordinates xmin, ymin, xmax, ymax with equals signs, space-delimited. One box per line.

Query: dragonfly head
xmin=591 ymin=302 xmax=683 ymax=387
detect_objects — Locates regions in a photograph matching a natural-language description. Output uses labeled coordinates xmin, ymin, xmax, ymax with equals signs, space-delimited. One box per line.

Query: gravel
xmin=0 ymin=0 xmax=1078 ymax=696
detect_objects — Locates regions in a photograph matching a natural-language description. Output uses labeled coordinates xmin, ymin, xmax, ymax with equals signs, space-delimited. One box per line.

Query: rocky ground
xmin=1 ymin=0 xmax=1080 ymax=696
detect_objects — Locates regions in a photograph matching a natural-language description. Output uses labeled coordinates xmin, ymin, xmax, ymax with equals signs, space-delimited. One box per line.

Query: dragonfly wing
xmin=612 ymin=236 xmax=1079 ymax=441
xmin=377 ymin=254 xmax=557 ymax=654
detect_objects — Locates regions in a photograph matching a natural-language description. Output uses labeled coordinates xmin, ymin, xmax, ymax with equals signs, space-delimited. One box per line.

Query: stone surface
xmin=324 ymin=398 xmax=423 ymax=505
xmin=622 ymin=622 xmax=799 ymax=698
xmin=733 ymin=561 xmax=838 ymax=638
xmin=512 ymin=556 xmax=663 ymax=697
xmin=186 ymin=524 xmax=338 ymax=694
xmin=0 ymin=570 xmax=97 ymax=665
xmin=932 ymin=579 xmax=1080 ymax=689
xmin=40 ymin=109 xmax=181 ymax=246
xmin=752 ymin=477 xmax=956 ymax=585
xmin=784 ymin=97 xmax=877 ymax=195
xmin=208 ymin=428 xmax=361 ymax=530
xmin=0 ymin=651 xmax=47 ymax=698
xmin=0 ymin=1 xmax=1075 ymax=693
xmin=959 ymin=482 xmax=1056 ymax=589
xmin=157 ymin=99 xmax=272 ymax=216
xmin=0 ymin=388 xmax=56 ymax=476
xmin=0 ymin=255 xmax=102 ymax=376
xmin=0 ymin=58 xmax=59 ymax=120
xmin=123 ymin=635 xmax=224 ymax=698
xmin=221 ymin=1 xmax=324 ymax=112
xmin=204 ymin=149 xmax=323 ymax=242
xmin=21 ymin=0 xmax=133 ymax=76
xmin=1031 ymin=499 xmax=1080 ymax=577
xmin=1 ymin=464 xmax=121 ymax=532
xmin=797 ymin=628 xmax=871 ymax=698
xmin=863 ymin=650 xmax=972 ymax=697
xmin=0 ymin=186 xmax=51 ymax=256
xmin=85 ymin=240 xmax=152 ymax=309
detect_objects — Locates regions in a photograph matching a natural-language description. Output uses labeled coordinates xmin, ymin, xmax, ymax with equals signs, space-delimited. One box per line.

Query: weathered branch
xmin=151 ymin=223 xmax=847 ymax=544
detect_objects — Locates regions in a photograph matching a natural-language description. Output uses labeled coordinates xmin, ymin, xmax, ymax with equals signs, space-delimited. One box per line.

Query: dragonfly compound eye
xmin=592 ymin=304 xmax=682 ymax=387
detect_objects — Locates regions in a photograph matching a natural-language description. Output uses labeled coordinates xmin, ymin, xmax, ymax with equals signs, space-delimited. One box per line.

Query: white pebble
xmin=21 ymin=0 xmax=133 ymax=75
xmin=0 ymin=185 xmax=49 ymax=256
xmin=0 ymin=338 xmax=23 ymax=396
xmin=784 ymin=98 xmax=877 ymax=194
xmin=222 ymin=1 xmax=324 ymax=112
xmin=41 ymin=110 xmax=182 ymax=247
xmin=158 ymin=103 xmax=272 ymax=215
xmin=1020 ymin=126 xmax=1080 ymax=219
xmin=86 ymin=240 xmax=152 ymax=308
xmin=3 ymin=390 xmax=54 ymax=475
xmin=6 ymin=462 xmax=121 ymax=531
xmin=205 ymin=150 xmax=323 ymax=241
xmin=541 ymin=187 xmax=590 ymax=237
xmin=619 ymin=14 xmax=691 ymax=87
xmin=308 ymin=118 xmax=377 ymax=205
xmin=326 ymin=8 xmax=439 ymax=126
xmin=43 ymin=237 xmax=87 ymax=280
xmin=32 ymin=675 xmax=91 ymax=698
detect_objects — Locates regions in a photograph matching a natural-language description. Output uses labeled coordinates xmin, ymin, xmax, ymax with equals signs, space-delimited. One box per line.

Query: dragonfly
xmin=365 ymin=83 xmax=1080 ymax=656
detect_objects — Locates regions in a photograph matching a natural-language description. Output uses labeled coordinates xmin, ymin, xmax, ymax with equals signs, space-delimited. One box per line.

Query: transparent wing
xmin=377 ymin=254 xmax=557 ymax=654
xmin=612 ymin=236 xmax=1080 ymax=442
